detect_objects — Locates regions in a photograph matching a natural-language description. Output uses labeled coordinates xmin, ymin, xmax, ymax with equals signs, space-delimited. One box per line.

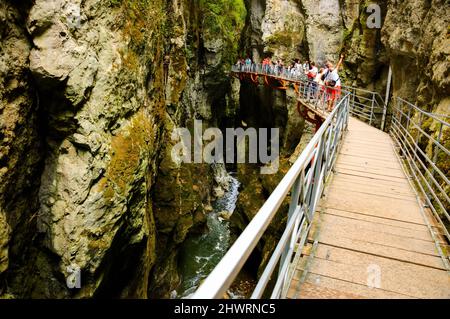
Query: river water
xmin=177 ymin=174 xmax=240 ymax=298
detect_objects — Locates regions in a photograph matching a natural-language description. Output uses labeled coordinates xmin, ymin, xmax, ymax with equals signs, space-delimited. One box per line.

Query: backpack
xmin=323 ymin=71 xmax=340 ymax=87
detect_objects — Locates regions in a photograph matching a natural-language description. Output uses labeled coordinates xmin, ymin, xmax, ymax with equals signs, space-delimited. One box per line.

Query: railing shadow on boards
xmin=192 ymin=93 xmax=352 ymax=299
xmin=390 ymin=98 xmax=450 ymax=242
xmin=231 ymin=63 xmax=387 ymax=130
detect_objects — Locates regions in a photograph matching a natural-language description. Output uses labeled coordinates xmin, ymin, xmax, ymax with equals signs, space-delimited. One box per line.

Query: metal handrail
xmin=192 ymin=93 xmax=351 ymax=299
xmin=390 ymin=98 xmax=450 ymax=241
xmin=231 ymin=63 xmax=308 ymax=83
xmin=231 ymin=65 xmax=385 ymax=129
xmin=206 ymin=67 xmax=450 ymax=300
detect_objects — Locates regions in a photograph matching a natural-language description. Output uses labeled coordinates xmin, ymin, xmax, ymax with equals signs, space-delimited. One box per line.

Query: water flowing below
xmin=177 ymin=174 xmax=240 ymax=298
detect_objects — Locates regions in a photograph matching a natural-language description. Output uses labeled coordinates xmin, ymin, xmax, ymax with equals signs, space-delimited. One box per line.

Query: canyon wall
xmin=0 ymin=0 xmax=245 ymax=298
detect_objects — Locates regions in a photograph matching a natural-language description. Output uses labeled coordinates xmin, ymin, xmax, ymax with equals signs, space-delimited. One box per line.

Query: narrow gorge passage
xmin=178 ymin=172 xmax=240 ymax=298
xmin=0 ymin=0 xmax=448 ymax=303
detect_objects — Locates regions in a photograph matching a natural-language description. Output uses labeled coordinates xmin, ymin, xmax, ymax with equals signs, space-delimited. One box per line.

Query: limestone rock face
xmin=382 ymin=0 xmax=449 ymax=213
xmin=339 ymin=1 xmax=389 ymax=92
xmin=0 ymin=0 xmax=41 ymax=295
xmin=25 ymin=0 xmax=167 ymax=298
xmin=261 ymin=0 xmax=305 ymax=61
xmin=382 ymin=0 xmax=450 ymax=106
xmin=242 ymin=0 xmax=266 ymax=61
xmin=302 ymin=0 xmax=343 ymax=63
xmin=0 ymin=0 xmax=246 ymax=298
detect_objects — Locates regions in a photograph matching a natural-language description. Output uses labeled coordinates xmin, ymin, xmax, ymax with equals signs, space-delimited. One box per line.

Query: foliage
xmin=199 ymin=0 xmax=247 ymax=66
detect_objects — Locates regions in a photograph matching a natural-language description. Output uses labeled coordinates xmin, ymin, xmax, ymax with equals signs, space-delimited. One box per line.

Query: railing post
xmin=308 ymin=135 xmax=326 ymax=219
xmin=406 ymin=100 xmax=411 ymax=130
xmin=352 ymin=88 xmax=356 ymax=114
xmin=279 ymin=174 xmax=302 ymax=274
xmin=369 ymin=92 xmax=375 ymax=126
xmin=345 ymin=94 xmax=350 ymax=130
xmin=429 ymin=122 xmax=443 ymax=183
xmin=381 ymin=65 xmax=392 ymax=131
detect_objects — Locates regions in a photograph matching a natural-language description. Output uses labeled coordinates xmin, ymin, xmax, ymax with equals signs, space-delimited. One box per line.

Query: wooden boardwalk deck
xmin=287 ymin=117 xmax=450 ymax=299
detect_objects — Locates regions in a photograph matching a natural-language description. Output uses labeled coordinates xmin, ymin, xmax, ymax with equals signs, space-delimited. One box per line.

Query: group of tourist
xmin=235 ymin=54 xmax=345 ymax=112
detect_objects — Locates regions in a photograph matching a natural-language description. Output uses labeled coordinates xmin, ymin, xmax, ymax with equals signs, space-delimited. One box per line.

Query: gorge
xmin=0 ymin=0 xmax=448 ymax=299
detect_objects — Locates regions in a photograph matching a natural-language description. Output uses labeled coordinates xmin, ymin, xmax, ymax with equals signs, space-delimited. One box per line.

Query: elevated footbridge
xmin=193 ymin=66 xmax=450 ymax=299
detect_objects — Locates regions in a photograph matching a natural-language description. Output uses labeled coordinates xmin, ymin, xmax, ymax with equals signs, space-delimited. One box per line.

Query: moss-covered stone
xmin=102 ymin=111 xmax=155 ymax=196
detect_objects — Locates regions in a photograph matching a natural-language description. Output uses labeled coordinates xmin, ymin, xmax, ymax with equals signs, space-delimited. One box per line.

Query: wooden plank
xmin=319 ymin=213 xmax=434 ymax=242
xmin=337 ymin=153 xmax=402 ymax=166
xmin=335 ymin=163 xmax=407 ymax=179
xmin=309 ymin=245 xmax=449 ymax=286
xmin=339 ymin=149 xmax=398 ymax=161
xmin=327 ymin=182 xmax=416 ymax=200
xmin=321 ymin=208 xmax=430 ymax=232
xmin=335 ymin=168 xmax=410 ymax=184
xmin=296 ymin=250 xmax=450 ymax=298
xmin=289 ymin=117 xmax=450 ymax=299
xmin=336 ymin=156 xmax=404 ymax=170
xmin=288 ymin=280 xmax=364 ymax=299
xmin=326 ymin=185 xmax=417 ymax=203
xmin=341 ymin=140 xmax=394 ymax=149
xmin=316 ymin=233 xmax=445 ymax=269
xmin=317 ymin=220 xmax=438 ymax=256
xmin=323 ymin=189 xmax=426 ymax=224
xmin=331 ymin=173 xmax=414 ymax=193
xmin=302 ymin=274 xmax=414 ymax=299
xmin=345 ymin=134 xmax=392 ymax=142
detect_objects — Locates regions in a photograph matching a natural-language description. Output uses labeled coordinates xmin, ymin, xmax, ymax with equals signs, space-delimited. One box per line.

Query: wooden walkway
xmin=287 ymin=118 xmax=450 ymax=299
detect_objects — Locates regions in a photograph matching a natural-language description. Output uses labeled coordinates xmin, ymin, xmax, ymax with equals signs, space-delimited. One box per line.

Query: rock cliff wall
xmin=0 ymin=0 xmax=245 ymax=298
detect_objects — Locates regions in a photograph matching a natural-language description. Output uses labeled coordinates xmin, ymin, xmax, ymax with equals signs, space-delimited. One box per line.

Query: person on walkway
xmin=302 ymin=60 xmax=309 ymax=73
xmin=245 ymin=57 xmax=252 ymax=72
xmin=277 ymin=60 xmax=283 ymax=75
xmin=294 ymin=59 xmax=302 ymax=78
xmin=324 ymin=54 xmax=344 ymax=112
xmin=238 ymin=58 xmax=245 ymax=71
xmin=262 ymin=57 xmax=270 ymax=73
xmin=306 ymin=61 xmax=318 ymax=99
xmin=315 ymin=68 xmax=326 ymax=107
xmin=235 ymin=58 xmax=243 ymax=71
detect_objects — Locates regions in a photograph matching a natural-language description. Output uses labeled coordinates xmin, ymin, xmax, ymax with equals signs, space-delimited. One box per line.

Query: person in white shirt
xmin=324 ymin=54 xmax=344 ymax=112
xmin=302 ymin=61 xmax=309 ymax=73
xmin=314 ymin=68 xmax=326 ymax=105
xmin=305 ymin=62 xmax=318 ymax=99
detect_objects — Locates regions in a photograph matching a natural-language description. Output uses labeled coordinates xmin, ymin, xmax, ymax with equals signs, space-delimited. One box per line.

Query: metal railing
xmin=390 ymin=98 xmax=450 ymax=241
xmin=343 ymin=85 xmax=385 ymax=128
xmin=231 ymin=64 xmax=386 ymax=129
xmin=192 ymin=93 xmax=351 ymax=299
xmin=200 ymin=66 xmax=449 ymax=299
xmin=232 ymin=63 xmax=308 ymax=83
xmin=295 ymin=78 xmax=349 ymax=119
